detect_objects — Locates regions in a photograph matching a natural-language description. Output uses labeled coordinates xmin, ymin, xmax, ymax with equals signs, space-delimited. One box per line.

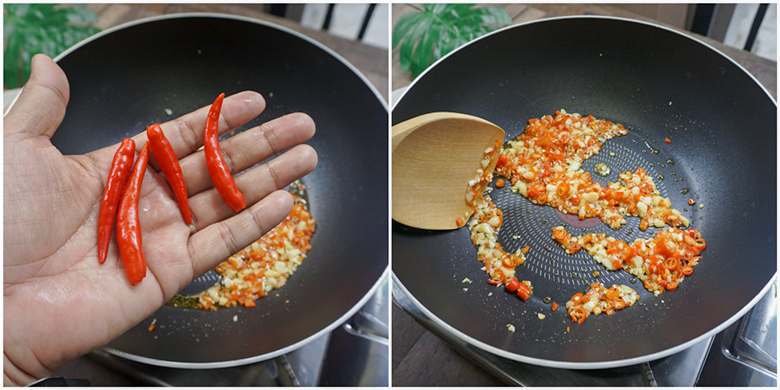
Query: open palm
xmin=3 ymin=54 xmax=318 ymax=385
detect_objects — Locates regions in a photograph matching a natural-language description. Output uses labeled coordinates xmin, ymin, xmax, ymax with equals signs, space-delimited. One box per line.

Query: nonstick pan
xmin=51 ymin=14 xmax=388 ymax=367
xmin=392 ymin=16 xmax=776 ymax=368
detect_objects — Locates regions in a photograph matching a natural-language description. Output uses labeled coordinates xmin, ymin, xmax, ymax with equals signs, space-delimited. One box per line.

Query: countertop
xmin=391 ymin=3 xmax=776 ymax=387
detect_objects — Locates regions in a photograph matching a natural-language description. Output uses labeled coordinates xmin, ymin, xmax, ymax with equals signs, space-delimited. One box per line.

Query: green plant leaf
xmin=392 ymin=11 xmax=422 ymax=49
xmin=3 ymin=4 xmax=101 ymax=88
xmin=410 ymin=27 xmax=434 ymax=76
xmin=393 ymin=4 xmax=512 ymax=78
xmin=398 ymin=16 xmax=433 ymax=73
xmin=4 ymin=33 xmax=23 ymax=89
xmin=63 ymin=5 xmax=99 ymax=23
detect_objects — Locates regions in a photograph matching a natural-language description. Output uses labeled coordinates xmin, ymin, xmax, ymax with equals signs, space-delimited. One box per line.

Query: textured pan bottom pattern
xmin=467 ymin=111 xmax=702 ymax=328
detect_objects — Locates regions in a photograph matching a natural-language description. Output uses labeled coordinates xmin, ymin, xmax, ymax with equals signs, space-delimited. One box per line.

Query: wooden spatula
xmin=392 ymin=112 xmax=505 ymax=230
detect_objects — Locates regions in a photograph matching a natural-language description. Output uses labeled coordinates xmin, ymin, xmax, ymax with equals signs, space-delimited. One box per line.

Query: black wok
xmin=52 ymin=14 xmax=388 ymax=367
xmin=392 ymin=16 xmax=776 ymax=368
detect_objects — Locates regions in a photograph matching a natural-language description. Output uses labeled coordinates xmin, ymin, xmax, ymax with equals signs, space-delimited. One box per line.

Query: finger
xmin=180 ymin=112 xmax=316 ymax=195
xmin=132 ymin=91 xmax=266 ymax=158
xmin=190 ymin=144 xmax=317 ymax=229
xmin=3 ymin=54 xmax=69 ymax=139
xmin=188 ymin=190 xmax=293 ymax=276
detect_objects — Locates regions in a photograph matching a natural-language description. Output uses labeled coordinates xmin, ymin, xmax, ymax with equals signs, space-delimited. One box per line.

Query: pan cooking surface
xmin=497 ymin=130 xmax=689 ymax=291
xmin=393 ymin=16 xmax=776 ymax=367
xmin=179 ymin=270 xmax=220 ymax=295
xmin=52 ymin=14 xmax=388 ymax=367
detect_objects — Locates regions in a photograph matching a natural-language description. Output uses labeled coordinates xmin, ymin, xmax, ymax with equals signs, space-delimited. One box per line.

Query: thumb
xmin=4 ymin=54 xmax=70 ymax=139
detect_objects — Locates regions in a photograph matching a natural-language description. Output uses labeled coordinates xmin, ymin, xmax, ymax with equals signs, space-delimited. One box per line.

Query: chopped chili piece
xmin=488 ymin=269 xmax=506 ymax=285
xmin=569 ymin=307 xmax=588 ymax=324
xmin=516 ymin=281 xmax=532 ymax=301
xmin=455 ymin=217 xmax=465 ymax=227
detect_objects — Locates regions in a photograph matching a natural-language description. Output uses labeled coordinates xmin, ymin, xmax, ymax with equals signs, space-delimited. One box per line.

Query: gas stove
xmin=392 ymin=279 xmax=776 ymax=386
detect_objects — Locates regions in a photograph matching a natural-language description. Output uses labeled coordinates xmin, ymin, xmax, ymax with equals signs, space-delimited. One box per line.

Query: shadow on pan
xmin=392 ymin=16 xmax=776 ymax=369
xmin=52 ymin=14 xmax=388 ymax=367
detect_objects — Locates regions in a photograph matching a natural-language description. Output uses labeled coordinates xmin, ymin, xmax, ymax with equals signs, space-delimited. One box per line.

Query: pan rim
xmin=391 ymin=14 xmax=777 ymax=369
xmin=49 ymin=12 xmax=390 ymax=368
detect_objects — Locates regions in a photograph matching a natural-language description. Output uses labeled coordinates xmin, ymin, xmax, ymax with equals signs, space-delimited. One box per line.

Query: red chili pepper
xmin=116 ymin=142 xmax=150 ymax=285
xmin=97 ymin=138 xmax=136 ymax=265
xmin=147 ymin=123 xmax=192 ymax=224
xmin=204 ymin=93 xmax=246 ymax=212
xmin=495 ymin=154 xmax=509 ymax=169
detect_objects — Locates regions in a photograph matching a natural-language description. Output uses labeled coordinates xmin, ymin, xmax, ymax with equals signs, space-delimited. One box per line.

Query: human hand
xmin=3 ymin=54 xmax=318 ymax=385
